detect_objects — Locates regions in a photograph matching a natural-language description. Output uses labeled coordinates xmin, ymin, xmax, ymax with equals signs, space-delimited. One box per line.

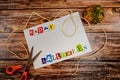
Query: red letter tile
xmin=56 ymin=53 xmax=61 ymax=59
xmin=38 ymin=27 xmax=43 ymax=34
xmin=29 ymin=30 xmax=34 ymax=36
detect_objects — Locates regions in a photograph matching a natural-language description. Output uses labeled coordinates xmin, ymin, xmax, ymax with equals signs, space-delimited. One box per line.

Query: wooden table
xmin=0 ymin=0 xmax=120 ymax=80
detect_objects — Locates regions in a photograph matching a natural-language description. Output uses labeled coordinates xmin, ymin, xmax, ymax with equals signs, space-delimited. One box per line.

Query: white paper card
xmin=24 ymin=12 xmax=92 ymax=69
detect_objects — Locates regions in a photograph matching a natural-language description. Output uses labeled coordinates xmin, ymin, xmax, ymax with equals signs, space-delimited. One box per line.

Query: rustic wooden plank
xmin=0 ymin=0 xmax=120 ymax=10
xmin=0 ymin=8 xmax=120 ymax=33
xmin=0 ymin=0 xmax=30 ymax=10
xmin=0 ymin=60 xmax=120 ymax=80
xmin=0 ymin=0 xmax=29 ymax=3
xmin=0 ymin=1 xmax=119 ymax=80
xmin=28 ymin=0 xmax=120 ymax=8
xmin=0 ymin=33 xmax=120 ymax=60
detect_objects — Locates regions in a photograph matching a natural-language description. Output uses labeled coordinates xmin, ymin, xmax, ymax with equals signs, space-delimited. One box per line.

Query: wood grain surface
xmin=0 ymin=0 xmax=120 ymax=80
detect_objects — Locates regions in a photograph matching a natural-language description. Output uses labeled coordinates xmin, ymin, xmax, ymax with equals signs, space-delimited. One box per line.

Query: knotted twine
xmin=4 ymin=10 xmax=107 ymax=74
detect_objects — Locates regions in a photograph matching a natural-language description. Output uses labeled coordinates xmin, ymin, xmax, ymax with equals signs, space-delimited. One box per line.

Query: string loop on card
xmin=62 ymin=15 xmax=77 ymax=37
xmin=54 ymin=10 xmax=77 ymax=37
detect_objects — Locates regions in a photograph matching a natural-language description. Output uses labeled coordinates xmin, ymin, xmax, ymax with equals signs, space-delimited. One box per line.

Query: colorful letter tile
xmin=56 ymin=53 xmax=61 ymax=59
xmin=76 ymin=44 xmax=83 ymax=52
xmin=72 ymin=49 xmax=77 ymax=53
xmin=48 ymin=24 xmax=55 ymax=30
xmin=83 ymin=45 xmax=87 ymax=50
xmin=29 ymin=30 xmax=34 ymax=36
xmin=60 ymin=52 xmax=66 ymax=58
xmin=44 ymin=26 xmax=49 ymax=31
xmin=41 ymin=58 xmax=46 ymax=64
xmin=38 ymin=27 xmax=43 ymax=34
xmin=66 ymin=51 xmax=72 ymax=56
xmin=52 ymin=55 xmax=56 ymax=60
xmin=46 ymin=54 xmax=53 ymax=62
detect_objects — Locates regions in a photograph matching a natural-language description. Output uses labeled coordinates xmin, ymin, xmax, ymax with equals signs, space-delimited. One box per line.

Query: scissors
xmin=6 ymin=47 xmax=41 ymax=80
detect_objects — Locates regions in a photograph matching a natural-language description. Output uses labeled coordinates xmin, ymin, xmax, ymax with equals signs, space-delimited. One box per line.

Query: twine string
xmin=71 ymin=17 xmax=107 ymax=75
xmin=4 ymin=10 xmax=107 ymax=74
xmin=55 ymin=12 xmax=107 ymax=74
xmin=4 ymin=27 xmax=29 ymax=59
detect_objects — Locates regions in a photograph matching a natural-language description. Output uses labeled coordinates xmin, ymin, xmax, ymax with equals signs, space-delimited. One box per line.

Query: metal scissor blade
xmin=29 ymin=51 xmax=42 ymax=68
xmin=24 ymin=47 xmax=34 ymax=70
xmin=32 ymin=51 xmax=41 ymax=62
xmin=29 ymin=50 xmax=42 ymax=66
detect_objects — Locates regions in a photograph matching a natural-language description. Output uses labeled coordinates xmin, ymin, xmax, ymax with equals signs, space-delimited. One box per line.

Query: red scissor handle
xmin=19 ymin=71 xmax=28 ymax=80
xmin=6 ymin=65 xmax=22 ymax=75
